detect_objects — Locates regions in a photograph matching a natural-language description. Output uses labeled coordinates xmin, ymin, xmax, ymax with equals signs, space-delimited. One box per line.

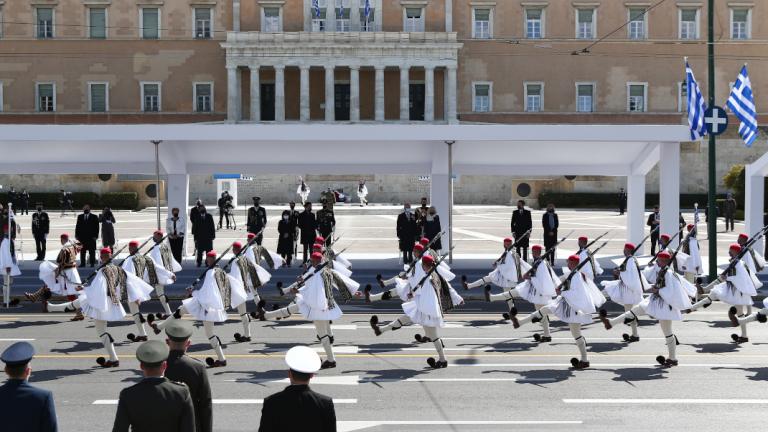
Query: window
xmin=678 ymin=81 xmax=687 ymax=113
xmin=731 ymin=8 xmax=750 ymax=40
xmin=576 ymin=8 xmax=595 ymax=39
xmin=88 ymin=82 xmax=108 ymax=112
xmin=524 ymin=82 xmax=543 ymax=112
xmin=627 ymin=83 xmax=647 ymax=112
xmin=628 ymin=8 xmax=646 ymax=40
xmin=0 ymin=7 xmax=3 ymax=39
xmin=336 ymin=0 xmax=350 ymax=32
xmin=360 ymin=3 xmax=375 ymax=31
xmin=472 ymin=8 xmax=491 ymax=39
xmin=525 ymin=8 xmax=543 ymax=39
xmin=404 ymin=8 xmax=424 ymax=32
xmin=141 ymin=8 xmax=160 ymax=39
xmin=141 ymin=82 xmax=161 ymax=112
xmin=311 ymin=0 xmax=327 ymax=32
xmin=679 ymin=9 xmax=698 ymax=40
xmin=36 ymin=8 xmax=54 ymax=39
xmin=194 ymin=7 xmax=212 ymax=39
xmin=472 ymin=82 xmax=492 ymax=112
xmin=88 ymin=8 xmax=107 ymax=39
xmin=194 ymin=83 xmax=213 ymax=113
xmin=36 ymin=83 xmax=55 ymax=112
xmin=576 ymin=83 xmax=594 ymax=112
xmin=262 ymin=7 xmax=281 ymax=32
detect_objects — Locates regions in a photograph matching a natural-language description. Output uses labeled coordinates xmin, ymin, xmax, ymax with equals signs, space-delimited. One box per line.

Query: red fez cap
xmin=578 ymin=236 xmax=588 ymax=242
xmin=567 ymin=255 xmax=580 ymax=263
xmin=247 ymin=233 xmax=256 ymax=239
xmin=206 ymin=251 xmax=217 ymax=258
xmin=100 ymin=247 xmax=112 ymax=255
xmin=532 ymin=245 xmax=543 ymax=251
xmin=657 ymin=251 xmax=672 ymax=260
xmin=730 ymin=244 xmax=742 ymax=253
xmin=421 ymin=254 xmax=435 ymax=265
xmin=60 ymin=233 xmax=69 ymax=240
xmin=232 ymin=241 xmax=242 ymax=249
xmin=311 ymin=252 xmax=323 ymax=261
xmin=419 ymin=237 xmax=430 ymax=245
xmin=315 ymin=236 xmax=325 ymax=243
xmin=624 ymin=243 xmax=635 ymax=250
xmin=154 ymin=229 xmax=163 ymax=236
xmin=129 ymin=240 xmax=140 ymax=247
xmin=686 ymin=224 xmax=695 ymax=231
xmin=413 ymin=243 xmax=425 ymax=252
xmin=312 ymin=243 xmax=324 ymax=251
xmin=503 ymin=237 xmax=513 ymax=243
xmin=660 ymin=234 xmax=671 ymax=241
xmin=738 ymin=233 xmax=749 ymax=240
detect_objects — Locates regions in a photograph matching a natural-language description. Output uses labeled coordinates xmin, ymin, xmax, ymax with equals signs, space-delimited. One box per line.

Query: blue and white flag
xmin=312 ymin=0 xmax=321 ymax=18
xmin=685 ymin=61 xmax=708 ymax=141
xmin=364 ymin=0 xmax=371 ymax=19
xmin=727 ymin=65 xmax=759 ymax=147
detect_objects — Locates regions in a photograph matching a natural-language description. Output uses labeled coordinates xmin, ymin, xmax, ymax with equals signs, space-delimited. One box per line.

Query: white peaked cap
xmin=285 ymin=345 xmax=321 ymax=374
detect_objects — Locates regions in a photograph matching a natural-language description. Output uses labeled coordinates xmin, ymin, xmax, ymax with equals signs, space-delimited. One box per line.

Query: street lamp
xmin=445 ymin=140 xmax=455 ymax=264
xmin=151 ymin=140 xmax=162 ymax=230
xmin=706 ymin=0 xmax=717 ymax=280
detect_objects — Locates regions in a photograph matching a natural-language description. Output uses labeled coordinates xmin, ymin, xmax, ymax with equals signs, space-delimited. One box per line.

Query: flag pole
xmin=706 ymin=0 xmax=717 ymax=281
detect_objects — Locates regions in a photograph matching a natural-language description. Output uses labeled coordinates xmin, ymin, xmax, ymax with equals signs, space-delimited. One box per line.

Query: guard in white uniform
xmin=121 ymin=239 xmax=176 ymax=342
xmin=357 ymin=180 xmax=369 ymax=207
xmin=511 ymin=255 xmax=606 ymax=369
xmin=488 ymin=245 xmax=557 ymax=342
xmin=737 ymin=232 xmax=765 ymax=291
xmin=257 ymin=251 xmax=360 ymax=370
xmin=369 ymin=254 xmax=464 ymax=369
xmin=32 ymin=234 xmax=83 ymax=317
xmin=571 ymin=236 xmax=603 ymax=281
xmin=462 ymin=237 xmax=531 ymax=291
xmin=297 ymin=178 xmax=311 ymax=205
xmin=688 ymin=244 xmax=760 ymax=343
xmin=147 ymin=230 xmax=182 ymax=318
xmin=149 ymin=250 xmax=247 ymax=368
xmin=47 ymin=247 xmax=154 ymax=367
xmin=0 ymin=221 xmax=21 ymax=306
xmin=600 ymin=242 xmax=649 ymax=343
xmin=245 ymin=232 xmax=285 ymax=270
xmin=367 ymin=243 xmax=429 ymax=303
xmin=228 ymin=241 xmax=272 ymax=342
xmin=600 ymin=252 xmax=693 ymax=367
xmin=680 ymin=224 xmax=703 ymax=284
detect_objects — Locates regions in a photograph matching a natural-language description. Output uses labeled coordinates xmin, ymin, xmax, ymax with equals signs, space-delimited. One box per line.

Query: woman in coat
xmin=277 ymin=209 xmax=295 ymax=267
xmin=99 ymin=207 xmax=116 ymax=249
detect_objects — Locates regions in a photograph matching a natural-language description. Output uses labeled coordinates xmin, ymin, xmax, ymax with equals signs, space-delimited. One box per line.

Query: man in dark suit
xmin=298 ymin=202 xmax=317 ymax=263
xmin=0 ymin=341 xmax=58 ymax=432
xmin=618 ymin=188 xmax=627 ymax=215
xmin=396 ymin=203 xmax=418 ymax=263
xmin=511 ymin=200 xmax=533 ymax=261
xmin=247 ymin=197 xmax=267 ymax=245
xmin=75 ymin=204 xmax=99 ymax=267
xmin=113 ymin=340 xmax=195 ymax=432
xmin=541 ymin=203 xmax=559 ymax=265
xmin=192 ymin=206 xmax=215 ymax=267
xmin=259 ymin=346 xmax=336 ymax=432
xmin=165 ymin=320 xmax=212 ymax=432
xmin=646 ymin=205 xmax=661 ymax=255
xmin=31 ymin=205 xmax=50 ymax=261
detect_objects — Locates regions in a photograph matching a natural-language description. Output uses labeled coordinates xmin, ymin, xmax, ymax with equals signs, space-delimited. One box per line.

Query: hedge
xmin=538 ymin=192 xmax=726 ymax=211
xmin=0 ymin=192 xmax=139 ymax=210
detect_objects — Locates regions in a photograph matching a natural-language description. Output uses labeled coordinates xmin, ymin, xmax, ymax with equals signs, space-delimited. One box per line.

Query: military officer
xmin=316 ymin=201 xmax=336 ymax=247
xmin=247 ymin=197 xmax=267 ymax=245
xmin=112 ymin=340 xmax=196 ymax=432
xmin=165 ymin=320 xmax=213 ymax=432
xmin=0 ymin=342 xmax=58 ymax=432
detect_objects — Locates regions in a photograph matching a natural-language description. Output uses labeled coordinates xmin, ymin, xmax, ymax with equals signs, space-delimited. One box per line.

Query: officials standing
xmin=99 ymin=207 xmax=116 ymax=249
xmin=166 ymin=207 xmax=186 ymax=264
xmin=316 ymin=201 xmax=336 ymax=247
xmin=75 ymin=205 xmax=99 ymax=267
xmin=164 ymin=320 xmax=212 ymax=432
xmin=396 ymin=203 xmax=418 ymax=263
xmin=192 ymin=207 xmax=215 ymax=267
xmin=647 ymin=205 xmax=661 ymax=255
xmin=31 ymin=205 xmax=50 ymax=261
xmin=618 ymin=187 xmax=627 ymax=215
xmin=511 ymin=200 xmax=532 ymax=261
xmin=0 ymin=342 xmax=58 ymax=432
xmin=724 ymin=193 xmax=737 ymax=232
xmin=247 ymin=197 xmax=267 ymax=245
xmin=298 ymin=202 xmax=318 ymax=263
xmin=541 ymin=203 xmax=559 ymax=264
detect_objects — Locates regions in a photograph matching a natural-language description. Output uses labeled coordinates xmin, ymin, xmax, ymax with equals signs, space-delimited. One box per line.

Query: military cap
xmin=0 ymin=341 xmax=35 ymax=367
xmin=285 ymin=346 xmax=321 ymax=374
xmin=165 ymin=320 xmax=194 ymax=342
xmin=136 ymin=340 xmax=169 ymax=365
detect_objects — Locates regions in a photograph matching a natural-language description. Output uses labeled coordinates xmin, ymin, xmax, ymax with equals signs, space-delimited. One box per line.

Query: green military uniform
xmin=112 ymin=340 xmax=195 ymax=432
xmin=165 ymin=321 xmax=213 ymax=432
xmin=319 ymin=190 xmax=335 ymax=210
xmin=316 ymin=208 xmax=335 ymax=245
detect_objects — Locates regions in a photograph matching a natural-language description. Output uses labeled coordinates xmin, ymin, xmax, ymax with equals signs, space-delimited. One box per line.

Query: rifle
xmin=411 ymin=248 xmax=453 ymax=293
xmin=615 ymin=226 xmax=659 ymax=272
xmin=388 ymin=231 xmax=448 ymax=280
xmin=282 ymin=245 xmax=351 ymax=292
xmin=186 ymin=243 xmax=237 ymax=292
xmin=222 ymin=233 xmax=260 ymax=272
xmin=555 ymin=241 xmax=608 ymax=292
xmin=700 ymin=224 xmax=768 ymax=290
xmin=522 ymin=232 xmax=573 ymax=278
xmin=494 ymin=229 xmax=532 ymax=265
xmin=647 ymin=230 xmax=682 ymax=266
xmin=142 ymin=234 xmax=169 ymax=257
xmin=584 ymin=230 xmax=611 ymax=250
xmin=80 ymin=243 xmax=130 ymax=286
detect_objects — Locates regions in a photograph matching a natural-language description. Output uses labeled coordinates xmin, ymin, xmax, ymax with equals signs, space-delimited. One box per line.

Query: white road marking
xmin=338 ymin=420 xmax=583 ymax=432
xmin=281 ymin=324 xmax=358 ymax=330
xmin=453 ymin=228 xmax=504 ymax=243
xmin=94 ymin=399 xmax=358 ymax=405
xmin=564 ymin=399 xmax=768 ymax=404
xmin=225 ymin=375 xmax=554 ymax=385
xmin=0 ymin=338 xmax=35 ymax=341
xmin=450 ymin=363 xmax=741 ymax=368
xmin=228 ymin=375 xmax=361 ymax=386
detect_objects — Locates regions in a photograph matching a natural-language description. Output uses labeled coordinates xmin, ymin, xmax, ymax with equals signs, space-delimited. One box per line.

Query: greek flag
xmin=364 ymin=0 xmax=371 ymax=19
xmin=685 ymin=61 xmax=707 ymax=141
xmin=312 ymin=0 xmax=321 ymax=18
xmin=727 ymin=65 xmax=759 ymax=147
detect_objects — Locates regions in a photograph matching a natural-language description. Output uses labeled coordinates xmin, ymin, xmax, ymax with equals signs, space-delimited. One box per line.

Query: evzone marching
xmin=730 ymin=232 xmax=768 ymax=331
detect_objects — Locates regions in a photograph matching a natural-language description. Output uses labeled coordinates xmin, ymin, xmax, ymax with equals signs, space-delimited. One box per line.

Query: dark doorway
xmin=335 ymin=83 xmax=350 ymax=121
xmin=409 ymin=83 xmax=425 ymax=121
xmin=260 ymin=83 xmax=275 ymax=121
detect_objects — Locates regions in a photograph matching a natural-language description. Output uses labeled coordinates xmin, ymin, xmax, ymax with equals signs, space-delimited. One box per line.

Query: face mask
xmin=37 ymin=208 xmax=42 ymax=213
xmin=547 ymin=209 xmax=554 ymax=213
xmin=84 ymin=209 xmax=90 ymax=214
xmin=173 ymin=213 xmax=179 ymax=217
xmin=405 ymin=208 xmax=411 ymax=213
xmin=283 ymin=216 xmax=289 ymax=221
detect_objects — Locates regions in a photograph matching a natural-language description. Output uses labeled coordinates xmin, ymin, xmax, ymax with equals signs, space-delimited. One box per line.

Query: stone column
xmin=446 ymin=65 xmax=457 ymax=124
xmin=250 ymin=66 xmax=260 ymax=121
xmin=350 ymin=66 xmax=360 ymax=122
xmin=626 ymin=174 xmax=646 ymax=255
xmin=746 ymin=164 xmax=766 ymax=254
xmin=300 ymin=65 xmax=310 ymax=121
xmin=425 ymin=66 xmax=435 ymax=122
xmin=430 ymin=143 xmax=451 ymax=255
xmin=227 ymin=65 xmax=240 ymax=122
xmin=275 ymin=65 xmax=285 ymax=121
xmin=374 ymin=66 xmax=385 ymax=121
xmin=400 ymin=65 xmax=409 ymax=121
xmin=659 ymin=142 xmax=681 ymax=248
xmin=445 ymin=0 xmax=452 ymax=31
xmin=351 ymin=0 xmax=361 ymax=31
xmin=233 ymin=0 xmax=241 ymax=31
xmin=166 ymin=173 xmax=190 ymax=256
xmin=325 ymin=65 xmax=335 ymax=122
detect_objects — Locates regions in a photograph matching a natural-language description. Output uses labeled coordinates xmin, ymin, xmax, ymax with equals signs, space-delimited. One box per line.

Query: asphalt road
xmin=1 ymin=304 xmax=766 ymax=432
